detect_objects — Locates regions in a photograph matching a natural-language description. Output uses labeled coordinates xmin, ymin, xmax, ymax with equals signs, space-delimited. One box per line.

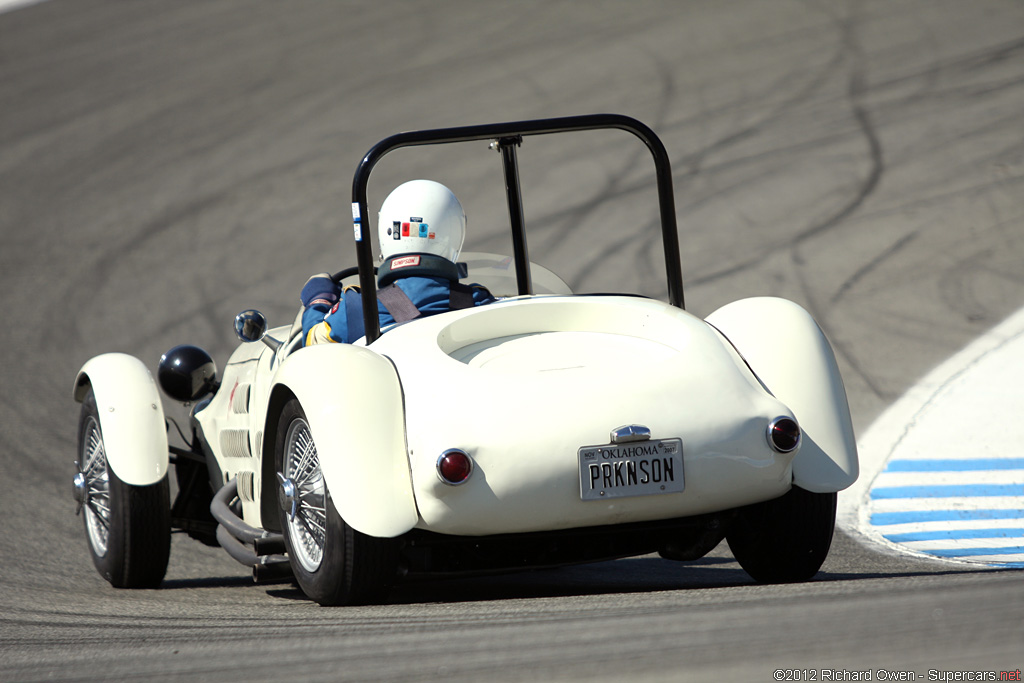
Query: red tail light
xmin=768 ymin=417 xmax=801 ymax=453
xmin=436 ymin=449 xmax=474 ymax=485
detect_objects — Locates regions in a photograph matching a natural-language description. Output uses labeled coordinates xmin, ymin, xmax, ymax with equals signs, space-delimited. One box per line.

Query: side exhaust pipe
xmin=210 ymin=479 xmax=293 ymax=584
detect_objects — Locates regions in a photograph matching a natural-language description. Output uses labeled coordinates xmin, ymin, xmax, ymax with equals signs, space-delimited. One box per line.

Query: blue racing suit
xmin=301 ymin=254 xmax=495 ymax=346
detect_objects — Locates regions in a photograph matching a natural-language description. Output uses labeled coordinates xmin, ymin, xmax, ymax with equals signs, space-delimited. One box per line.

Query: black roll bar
xmin=351 ymin=113 xmax=684 ymax=343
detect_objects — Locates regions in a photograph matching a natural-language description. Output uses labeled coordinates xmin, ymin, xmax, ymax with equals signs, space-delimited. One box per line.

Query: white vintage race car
xmin=72 ymin=115 xmax=858 ymax=605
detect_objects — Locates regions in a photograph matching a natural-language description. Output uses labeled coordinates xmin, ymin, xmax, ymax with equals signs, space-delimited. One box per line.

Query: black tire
xmin=726 ymin=485 xmax=836 ymax=583
xmin=76 ymin=389 xmax=171 ymax=588
xmin=275 ymin=399 xmax=396 ymax=605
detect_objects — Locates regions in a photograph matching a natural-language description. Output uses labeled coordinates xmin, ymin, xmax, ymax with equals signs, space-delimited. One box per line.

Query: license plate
xmin=578 ymin=438 xmax=684 ymax=501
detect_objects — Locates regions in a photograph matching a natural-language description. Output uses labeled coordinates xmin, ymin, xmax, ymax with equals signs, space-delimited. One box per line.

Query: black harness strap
xmin=376 ymin=283 xmax=422 ymax=323
xmin=376 ymin=281 xmax=482 ymax=324
xmin=370 ymin=254 xmax=491 ymax=329
xmin=448 ymin=282 xmax=477 ymax=311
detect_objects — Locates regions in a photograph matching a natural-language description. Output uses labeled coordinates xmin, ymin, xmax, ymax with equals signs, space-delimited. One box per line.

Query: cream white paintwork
xmin=191 ymin=332 xmax=270 ymax=525
xmin=705 ymin=297 xmax=859 ymax=493
xmin=73 ymin=353 xmax=168 ymax=486
xmin=368 ymin=295 xmax=802 ymax=536
xmin=190 ymin=323 xmax=419 ymax=537
xmin=194 ymin=292 xmax=857 ymax=540
xmin=266 ymin=342 xmax=419 ymax=538
xmin=75 ymin=268 xmax=856 ymax=543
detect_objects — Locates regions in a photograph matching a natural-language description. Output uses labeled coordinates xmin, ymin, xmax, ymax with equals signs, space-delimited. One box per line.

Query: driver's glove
xmin=300 ymin=273 xmax=341 ymax=309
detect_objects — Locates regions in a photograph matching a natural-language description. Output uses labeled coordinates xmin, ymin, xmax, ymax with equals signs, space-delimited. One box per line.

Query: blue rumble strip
xmin=883 ymin=528 xmax=1024 ymax=542
xmin=871 ymin=484 xmax=1023 ymax=499
xmin=884 ymin=458 xmax=1024 ymax=472
xmin=871 ymin=509 xmax=1024 ymax=525
xmin=851 ymin=309 xmax=1024 ymax=571
xmin=926 ymin=548 xmax=1024 ymax=558
xmin=867 ymin=459 xmax=1024 ymax=568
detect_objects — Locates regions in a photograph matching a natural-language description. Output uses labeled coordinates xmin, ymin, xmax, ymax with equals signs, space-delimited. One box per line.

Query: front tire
xmin=275 ymin=399 xmax=396 ymax=605
xmin=76 ymin=389 xmax=171 ymax=588
xmin=726 ymin=485 xmax=836 ymax=583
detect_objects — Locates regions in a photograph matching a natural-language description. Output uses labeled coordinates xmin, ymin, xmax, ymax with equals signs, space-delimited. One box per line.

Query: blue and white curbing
xmin=839 ymin=307 xmax=1024 ymax=569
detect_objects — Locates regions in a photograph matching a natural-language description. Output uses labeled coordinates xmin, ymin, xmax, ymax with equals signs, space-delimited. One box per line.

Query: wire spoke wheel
xmin=282 ymin=417 xmax=327 ymax=573
xmin=275 ymin=399 xmax=397 ymax=605
xmin=75 ymin=389 xmax=171 ymax=588
xmin=79 ymin=415 xmax=112 ymax=557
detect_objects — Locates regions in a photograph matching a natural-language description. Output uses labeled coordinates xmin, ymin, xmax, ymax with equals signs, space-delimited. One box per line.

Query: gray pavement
xmin=1 ymin=1 xmax=1023 ymax=680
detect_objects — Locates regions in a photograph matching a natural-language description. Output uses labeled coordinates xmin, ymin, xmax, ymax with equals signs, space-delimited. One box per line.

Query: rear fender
xmin=266 ymin=344 xmax=417 ymax=538
xmin=705 ymin=297 xmax=858 ymax=492
xmin=73 ymin=353 xmax=169 ymax=486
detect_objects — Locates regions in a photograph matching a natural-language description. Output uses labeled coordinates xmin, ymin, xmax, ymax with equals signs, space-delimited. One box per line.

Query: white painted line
xmin=958 ymin=553 xmax=1024 ymax=562
xmin=0 ymin=0 xmax=46 ymax=14
xmin=869 ymin=496 xmax=1024 ymax=512
xmin=873 ymin=471 xmax=1024 ymax=487
xmin=838 ymin=306 xmax=1024 ymax=569
xmin=877 ymin=519 xmax=1024 ymax=537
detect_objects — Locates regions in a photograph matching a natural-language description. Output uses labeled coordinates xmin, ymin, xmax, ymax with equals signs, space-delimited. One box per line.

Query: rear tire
xmin=77 ymin=389 xmax=171 ymax=588
xmin=726 ymin=485 xmax=836 ymax=583
xmin=275 ymin=399 xmax=396 ymax=605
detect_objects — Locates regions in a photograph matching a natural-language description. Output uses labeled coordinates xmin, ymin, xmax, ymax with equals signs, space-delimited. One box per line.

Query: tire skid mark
xmin=789 ymin=7 xmax=894 ymax=400
xmin=673 ymin=41 xmax=849 ymax=199
xmin=568 ymin=26 xmax=853 ymax=294
xmin=830 ymin=231 xmax=918 ymax=305
xmin=865 ymin=35 xmax=1024 ymax=96
xmin=61 ymin=155 xmax=310 ymax=349
xmin=527 ymin=42 xmax=678 ymax=293
xmin=534 ymin=8 xmax=851 ymax=293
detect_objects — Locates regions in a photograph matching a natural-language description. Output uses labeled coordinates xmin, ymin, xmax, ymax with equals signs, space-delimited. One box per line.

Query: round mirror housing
xmin=158 ymin=345 xmax=218 ymax=403
xmin=235 ymin=309 xmax=269 ymax=344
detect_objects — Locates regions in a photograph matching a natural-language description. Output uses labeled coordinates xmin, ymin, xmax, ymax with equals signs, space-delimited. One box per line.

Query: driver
xmin=300 ymin=179 xmax=495 ymax=346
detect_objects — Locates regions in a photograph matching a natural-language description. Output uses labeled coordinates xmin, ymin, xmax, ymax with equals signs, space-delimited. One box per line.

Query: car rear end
xmin=370 ymin=295 xmax=801 ymax=537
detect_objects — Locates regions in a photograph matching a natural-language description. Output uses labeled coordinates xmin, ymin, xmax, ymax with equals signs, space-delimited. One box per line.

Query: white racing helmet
xmin=378 ymin=180 xmax=466 ymax=263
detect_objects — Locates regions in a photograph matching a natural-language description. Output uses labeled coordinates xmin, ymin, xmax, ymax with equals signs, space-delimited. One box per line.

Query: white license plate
xmin=578 ymin=438 xmax=684 ymax=501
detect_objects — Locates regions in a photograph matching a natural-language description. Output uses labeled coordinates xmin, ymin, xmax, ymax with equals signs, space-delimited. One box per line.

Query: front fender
xmin=706 ymin=297 xmax=858 ymax=492
xmin=73 ymin=353 xmax=169 ymax=486
xmin=269 ymin=344 xmax=417 ymax=538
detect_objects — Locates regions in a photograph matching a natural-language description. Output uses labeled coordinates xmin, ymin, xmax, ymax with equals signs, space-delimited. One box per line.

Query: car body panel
xmin=190 ymin=334 xmax=268 ymax=524
xmin=73 ymin=353 xmax=168 ymax=486
xmin=368 ymin=295 xmax=799 ymax=536
xmin=192 ymin=322 xmax=419 ymax=537
xmin=705 ymin=296 xmax=859 ymax=493
xmin=266 ymin=342 xmax=419 ymax=538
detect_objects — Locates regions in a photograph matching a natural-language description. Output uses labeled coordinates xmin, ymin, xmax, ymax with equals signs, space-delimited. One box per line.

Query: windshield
xmin=459 ymin=251 xmax=572 ymax=298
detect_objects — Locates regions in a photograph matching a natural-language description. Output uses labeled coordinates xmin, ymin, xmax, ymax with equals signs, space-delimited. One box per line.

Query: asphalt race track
xmin=2 ymin=1 xmax=1023 ymax=681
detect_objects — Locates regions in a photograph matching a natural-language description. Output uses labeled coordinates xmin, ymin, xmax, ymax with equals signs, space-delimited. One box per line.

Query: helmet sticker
xmin=377 ymin=180 xmax=465 ymax=262
xmin=398 ymin=219 xmax=432 ymax=239
xmin=352 ymin=202 xmax=362 ymax=241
